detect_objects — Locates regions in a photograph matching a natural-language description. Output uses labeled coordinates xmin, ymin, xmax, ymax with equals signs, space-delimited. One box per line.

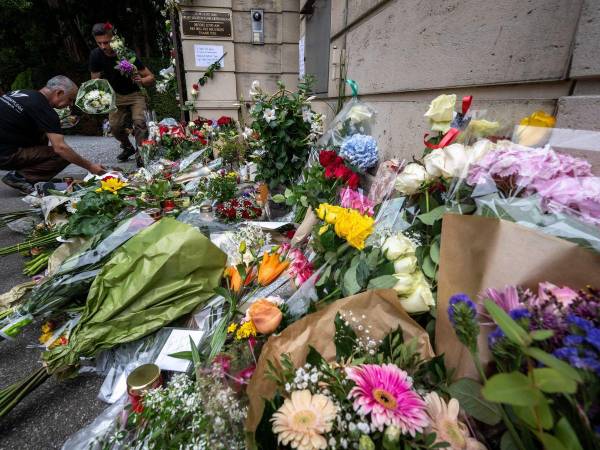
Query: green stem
xmin=425 ymin=189 xmax=430 ymax=213
xmin=473 ymin=352 xmax=528 ymax=450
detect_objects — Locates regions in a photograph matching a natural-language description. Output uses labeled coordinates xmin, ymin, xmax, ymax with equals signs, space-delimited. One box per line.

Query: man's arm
xmin=90 ymin=72 xmax=102 ymax=79
xmin=47 ymin=133 xmax=105 ymax=175
xmin=133 ymin=67 xmax=155 ymax=87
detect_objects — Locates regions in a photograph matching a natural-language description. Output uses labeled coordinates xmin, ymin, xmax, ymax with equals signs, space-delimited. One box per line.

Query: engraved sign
xmin=181 ymin=10 xmax=232 ymax=38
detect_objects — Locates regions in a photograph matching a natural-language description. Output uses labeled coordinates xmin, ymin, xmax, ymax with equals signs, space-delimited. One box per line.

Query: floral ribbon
xmin=346 ymin=79 xmax=359 ymax=97
xmin=424 ymin=95 xmax=473 ymax=149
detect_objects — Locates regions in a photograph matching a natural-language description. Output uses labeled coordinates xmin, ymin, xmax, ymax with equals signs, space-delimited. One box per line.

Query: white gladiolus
xmin=394 ymin=163 xmax=430 ymax=195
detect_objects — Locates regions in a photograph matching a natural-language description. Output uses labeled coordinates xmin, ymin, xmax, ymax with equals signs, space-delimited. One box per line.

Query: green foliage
xmin=10 ymin=68 xmax=33 ymax=90
xmin=144 ymin=56 xmax=180 ymax=120
xmin=67 ymin=190 xmax=127 ymax=237
xmin=199 ymin=172 xmax=238 ymax=203
xmin=250 ymin=78 xmax=318 ymax=189
xmin=447 ymin=378 xmax=502 ymax=425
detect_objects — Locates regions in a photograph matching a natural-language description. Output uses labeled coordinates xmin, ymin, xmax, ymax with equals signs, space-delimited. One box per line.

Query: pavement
xmin=0 ymin=136 xmax=135 ymax=450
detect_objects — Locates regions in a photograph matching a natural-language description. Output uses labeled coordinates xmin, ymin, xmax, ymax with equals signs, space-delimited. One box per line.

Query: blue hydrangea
xmin=339 ymin=134 xmax=379 ymax=171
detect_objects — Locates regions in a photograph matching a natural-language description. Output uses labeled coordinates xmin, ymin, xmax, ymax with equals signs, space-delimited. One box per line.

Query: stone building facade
xmin=301 ymin=0 xmax=600 ymax=164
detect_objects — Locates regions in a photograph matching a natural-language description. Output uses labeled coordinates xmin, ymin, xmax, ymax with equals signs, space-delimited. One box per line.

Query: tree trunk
xmin=46 ymin=0 xmax=89 ymax=63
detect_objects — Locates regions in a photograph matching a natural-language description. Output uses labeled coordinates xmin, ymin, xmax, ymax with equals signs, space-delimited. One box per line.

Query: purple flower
xmin=448 ymin=294 xmax=479 ymax=353
xmin=117 ymin=59 xmax=135 ymax=74
xmin=448 ymin=294 xmax=476 ymax=327
xmin=483 ymin=286 xmax=521 ymax=313
xmin=488 ymin=326 xmax=505 ymax=348
xmin=509 ymin=308 xmax=531 ymax=321
xmin=568 ymin=314 xmax=594 ymax=333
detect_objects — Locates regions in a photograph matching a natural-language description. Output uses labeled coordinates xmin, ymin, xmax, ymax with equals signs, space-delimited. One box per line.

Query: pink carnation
xmin=287 ymin=248 xmax=314 ymax=286
xmin=346 ymin=363 xmax=429 ymax=435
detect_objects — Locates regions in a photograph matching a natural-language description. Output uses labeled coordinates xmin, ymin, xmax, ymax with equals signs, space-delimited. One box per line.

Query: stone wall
xmin=178 ymin=0 xmax=299 ymax=121
xmin=301 ymin=0 xmax=600 ymax=167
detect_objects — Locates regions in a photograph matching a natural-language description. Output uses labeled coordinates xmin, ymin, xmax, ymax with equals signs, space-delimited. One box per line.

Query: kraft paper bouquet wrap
xmin=245 ymin=289 xmax=435 ymax=434
xmin=436 ymin=214 xmax=600 ymax=380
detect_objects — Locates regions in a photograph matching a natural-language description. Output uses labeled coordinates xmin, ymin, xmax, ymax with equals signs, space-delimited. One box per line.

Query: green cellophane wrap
xmin=43 ymin=218 xmax=226 ymax=374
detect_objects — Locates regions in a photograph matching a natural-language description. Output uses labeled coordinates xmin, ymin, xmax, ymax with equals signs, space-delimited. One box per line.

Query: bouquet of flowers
xmin=255 ymin=311 xmax=483 ymax=449
xmin=447 ymin=284 xmax=599 ymax=450
xmin=216 ymin=197 xmax=262 ymax=222
xmin=75 ymin=79 xmax=117 ymax=115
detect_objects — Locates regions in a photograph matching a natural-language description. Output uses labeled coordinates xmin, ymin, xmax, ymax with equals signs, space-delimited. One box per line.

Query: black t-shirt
xmin=89 ymin=48 xmax=145 ymax=95
xmin=0 ymin=90 xmax=62 ymax=156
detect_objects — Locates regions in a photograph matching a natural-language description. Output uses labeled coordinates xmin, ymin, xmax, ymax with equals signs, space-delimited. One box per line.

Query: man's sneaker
xmin=117 ymin=146 xmax=136 ymax=162
xmin=1 ymin=172 xmax=34 ymax=194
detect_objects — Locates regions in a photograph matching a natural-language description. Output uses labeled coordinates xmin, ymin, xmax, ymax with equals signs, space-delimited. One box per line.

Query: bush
xmin=144 ymin=56 xmax=180 ymax=121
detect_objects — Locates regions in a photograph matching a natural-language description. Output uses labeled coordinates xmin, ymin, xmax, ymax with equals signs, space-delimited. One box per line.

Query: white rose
xmin=423 ymin=149 xmax=446 ymax=178
xmin=443 ymin=143 xmax=469 ymax=178
xmin=393 ymin=255 xmax=417 ymax=274
xmin=424 ymin=94 xmax=456 ymax=132
xmin=399 ymin=275 xmax=435 ymax=313
xmin=249 ymin=80 xmax=261 ymax=97
xmin=394 ymin=163 xmax=429 ymax=195
xmin=393 ymin=273 xmax=416 ymax=295
xmin=347 ymin=104 xmax=373 ymax=124
xmin=382 ymin=234 xmax=415 ymax=261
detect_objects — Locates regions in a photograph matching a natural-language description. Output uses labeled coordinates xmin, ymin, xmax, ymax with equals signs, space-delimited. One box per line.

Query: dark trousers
xmin=0 ymin=146 xmax=69 ymax=182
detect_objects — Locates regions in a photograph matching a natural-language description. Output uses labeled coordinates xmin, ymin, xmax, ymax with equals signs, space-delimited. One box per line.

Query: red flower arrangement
xmin=216 ymin=198 xmax=262 ymax=222
xmin=217 ymin=115 xmax=233 ymax=127
xmin=319 ymin=150 xmax=360 ymax=189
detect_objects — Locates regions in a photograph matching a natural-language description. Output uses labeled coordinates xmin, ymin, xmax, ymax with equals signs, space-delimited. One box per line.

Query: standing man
xmin=89 ymin=23 xmax=155 ymax=162
xmin=0 ymin=76 xmax=106 ymax=194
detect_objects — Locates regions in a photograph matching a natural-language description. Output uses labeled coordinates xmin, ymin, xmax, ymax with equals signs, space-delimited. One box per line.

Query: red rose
xmin=333 ymin=164 xmax=352 ymax=181
xmin=346 ymin=172 xmax=360 ymax=190
xmin=324 ymin=164 xmax=338 ymax=179
xmin=103 ymin=22 xmax=113 ymax=31
xmin=192 ymin=83 xmax=199 ymax=90
xmin=217 ymin=116 xmax=233 ymax=127
xmin=319 ymin=150 xmax=337 ymax=168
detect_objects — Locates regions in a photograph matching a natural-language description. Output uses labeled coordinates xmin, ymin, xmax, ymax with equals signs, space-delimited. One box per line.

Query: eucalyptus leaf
xmin=342 ymin=265 xmax=361 ymax=296
xmin=417 ymin=205 xmax=447 ymax=226
xmin=367 ymin=275 xmax=398 ymax=290
xmin=430 ymin=240 xmax=440 ymax=264
xmin=447 ymin=378 xmax=502 ymax=425
xmin=421 ymin=254 xmax=437 ymax=279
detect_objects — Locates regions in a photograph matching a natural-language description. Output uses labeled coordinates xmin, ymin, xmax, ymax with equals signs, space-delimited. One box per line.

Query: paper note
xmin=154 ymin=329 xmax=205 ymax=372
xmin=298 ymin=35 xmax=305 ymax=78
xmin=194 ymin=44 xmax=225 ymax=68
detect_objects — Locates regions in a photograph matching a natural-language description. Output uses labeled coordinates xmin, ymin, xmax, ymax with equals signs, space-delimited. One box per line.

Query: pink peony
xmin=346 ymin=363 xmax=429 ymax=435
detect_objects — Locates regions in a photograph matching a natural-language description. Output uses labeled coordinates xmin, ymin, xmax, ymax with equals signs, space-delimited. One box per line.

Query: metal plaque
xmin=181 ymin=10 xmax=232 ymax=38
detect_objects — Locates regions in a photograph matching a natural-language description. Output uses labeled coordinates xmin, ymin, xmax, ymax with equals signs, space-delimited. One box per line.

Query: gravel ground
xmin=0 ymin=136 xmax=135 ymax=450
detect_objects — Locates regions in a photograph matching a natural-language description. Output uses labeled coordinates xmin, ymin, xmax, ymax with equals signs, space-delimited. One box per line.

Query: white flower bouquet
xmin=75 ymin=79 xmax=117 ymax=115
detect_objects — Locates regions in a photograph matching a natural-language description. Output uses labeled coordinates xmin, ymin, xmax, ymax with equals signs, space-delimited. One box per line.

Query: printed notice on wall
xmin=298 ymin=35 xmax=305 ymax=78
xmin=194 ymin=44 xmax=225 ymax=68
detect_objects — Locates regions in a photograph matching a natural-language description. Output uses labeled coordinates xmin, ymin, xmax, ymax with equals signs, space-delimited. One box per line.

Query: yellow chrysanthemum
xmin=96 ymin=177 xmax=128 ymax=194
xmin=235 ymin=320 xmax=257 ymax=340
xmin=317 ymin=203 xmax=374 ymax=250
xmin=227 ymin=323 xmax=238 ymax=334
xmin=318 ymin=225 xmax=329 ymax=236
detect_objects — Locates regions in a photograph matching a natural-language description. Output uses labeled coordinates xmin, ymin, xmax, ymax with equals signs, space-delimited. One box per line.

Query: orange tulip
xmin=257 ymin=252 xmax=289 ymax=286
xmin=224 ymin=266 xmax=255 ymax=293
xmin=248 ymin=299 xmax=283 ymax=334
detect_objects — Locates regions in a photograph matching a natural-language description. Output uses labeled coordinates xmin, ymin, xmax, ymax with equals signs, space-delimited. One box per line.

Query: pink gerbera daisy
xmin=346 ymin=363 xmax=429 ymax=435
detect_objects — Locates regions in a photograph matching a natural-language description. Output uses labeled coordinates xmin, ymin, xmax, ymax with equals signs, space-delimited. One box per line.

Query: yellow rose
xmin=519 ymin=110 xmax=556 ymax=128
xmin=466 ymin=119 xmax=500 ymax=138
xmin=424 ymin=94 xmax=456 ymax=133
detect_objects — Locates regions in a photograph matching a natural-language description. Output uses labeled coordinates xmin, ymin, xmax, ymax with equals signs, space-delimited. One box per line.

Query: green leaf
xmin=421 ymin=254 xmax=437 ymax=279
xmin=306 ymin=345 xmax=324 ymax=367
xmin=334 ymin=312 xmax=357 ymax=361
xmin=417 ymin=205 xmax=447 ymax=226
xmin=189 ymin=336 xmax=201 ymax=369
xmin=555 ymin=417 xmax=583 ymax=450
xmin=447 ymin=378 xmax=502 ymax=425
xmin=430 ymin=240 xmax=440 ymax=264
xmin=342 ymin=264 xmax=361 ymax=296
xmin=167 ymin=351 xmax=192 ymax=361
xmin=483 ymin=299 xmax=531 ymax=347
xmin=513 ymin=395 xmax=553 ymax=430
xmin=524 ymin=347 xmax=583 ymax=383
xmin=530 ymin=329 xmax=554 ymax=341
xmin=367 ymin=275 xmax=398 ymax=290
xmin=536 ymin=432 xmax=568 ymax=450
xmin=532 ymin=368 xmax=577 ymax=394
xmin=271 ymin=194 xmax=285 ymax=203
xmin=500 ymin=431 xmax=518 ymax=450
xmin=482 ymin=372 xmax=541 ymax=406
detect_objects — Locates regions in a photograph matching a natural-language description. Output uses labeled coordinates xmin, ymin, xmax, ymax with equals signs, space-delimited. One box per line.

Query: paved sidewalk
xmin=0 ymin=136 xmax=135 ymax=450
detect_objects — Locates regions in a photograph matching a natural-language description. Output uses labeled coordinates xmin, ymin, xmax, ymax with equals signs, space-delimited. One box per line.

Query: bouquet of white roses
xmin=75 ymin=79 xmax=117 ymax=115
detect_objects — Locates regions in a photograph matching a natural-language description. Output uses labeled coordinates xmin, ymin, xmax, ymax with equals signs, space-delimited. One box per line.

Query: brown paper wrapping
xmin=436 ymin=214 xmax=600 ymax=380
xmin=245 ymin=289 xmax=434 ymax=433
xmin=0 ymin=281 xmax=36 ymax=313
xmin=291 ymin=206 xmax=318 ymax=247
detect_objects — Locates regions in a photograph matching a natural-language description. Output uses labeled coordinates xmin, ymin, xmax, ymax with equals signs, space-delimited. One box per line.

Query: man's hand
xmin=89 ymin=163 xmax=107 ymax=175
xmin=133 ymin=74 xmax=142 ymax=83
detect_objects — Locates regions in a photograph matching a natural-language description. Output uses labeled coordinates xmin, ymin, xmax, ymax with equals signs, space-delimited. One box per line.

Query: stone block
xmin=235 ymin=43 xmax=282 ymax=73
xmin=330 ymin=0 xmax=347 ymax=37
xmin=556 ymin=95 xmax=600 ymax=131
xmin=233 ymin=0 xmax=299 ymax=12
xmin=571 ymin=0 xmax=600 ymax=78
xmin=236 ymin=73 xmax=300 ymax=99
xmin=283 ymin=12 xmax=301 ymax=42
xmin=181 ymin=40 xmax=236 ymax=71
xmin=574 ymin=79 xmax=600 ymax=95
xmin=344 ymin=0 xmax=581 ymax=95
xmin=184 ymin=72 xmax=238 ymax=101
xmin=282 ymin=43 xmax=300 ymax=73
xmin=346 ymin=0 xmax=388 ymax=27
xmin=188 ymin=0 xmax=232 ymax=7
xmin=232 ymin=11 xmax=281 ymax=43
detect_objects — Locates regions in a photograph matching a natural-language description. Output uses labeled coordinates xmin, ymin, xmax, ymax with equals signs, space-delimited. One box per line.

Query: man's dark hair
xmin=92 ymin=23 xmax=111 ymax=37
